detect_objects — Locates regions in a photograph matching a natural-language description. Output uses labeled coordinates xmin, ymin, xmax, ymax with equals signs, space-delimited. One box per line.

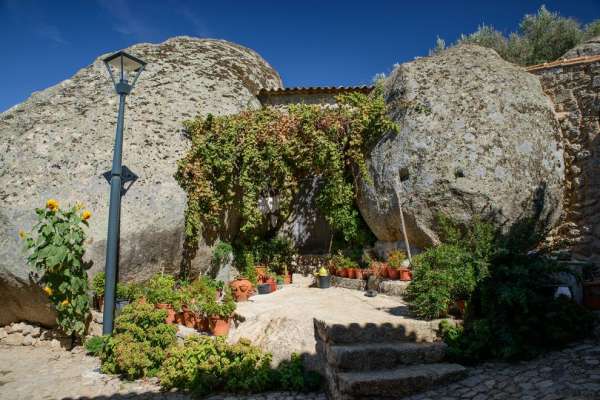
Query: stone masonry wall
xmin=531 ymin=59 xmax=600 ymax=268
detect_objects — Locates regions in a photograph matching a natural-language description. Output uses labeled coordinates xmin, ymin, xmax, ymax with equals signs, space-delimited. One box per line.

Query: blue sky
xmin=1 ymin=0 xmax=598 ymax=112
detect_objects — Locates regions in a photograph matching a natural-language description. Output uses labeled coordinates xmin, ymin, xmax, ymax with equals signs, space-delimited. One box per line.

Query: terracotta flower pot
xmin=230 ymin=278 xmax=253 ymax=302
xmin=155 ymin=303 xmax=177 ymax=324
xmin=283 ymin=273 xmax=293 ymax=284
xmin=387 ymin=267 xmax=400 ymax=280
xmin=266 ymin=277 xmax=277 ymax=293
xmin=209 ymin=316 xmax=230 ymax=336
xmin=344 ymin=268 xmax=355 ymax=279
xmin=179 ymin=305 xmax=197 ymax=328
xmin=370 ymin=262 xmax=388 ymax=278
xmin=337 ymin=268 xmax=347 ymax=278
xmin=354 ymin=269 xmax=365 ymax=280
xmin=399 ymin=268 xmax=412 ymax=281
xmin=196 ymin=315 xmax=210 ymax=332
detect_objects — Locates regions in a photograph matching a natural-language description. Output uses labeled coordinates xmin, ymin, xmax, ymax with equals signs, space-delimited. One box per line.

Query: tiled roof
xmin=526 ymin=54 xmax=600 ymax=72
xmin=258 ymin=85 xmax=374 ymax=97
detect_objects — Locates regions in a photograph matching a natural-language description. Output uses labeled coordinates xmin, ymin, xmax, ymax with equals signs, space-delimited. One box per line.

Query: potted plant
xmin=146 ymin=274 xmax=177 ymax=324
xmin=317 ymin=267 xmax=331 ymax=289
xmin=204 ymin=288 xmax=236 ymax=336
xmin=355 ymin=265 xmax=366 ymax=280
xmin=229 ymin=275 xmax=253 ymax=302
xmin=399 ymin=259 xmax=412 ymax=281
xmin=370 ymin=261 xmax=388 ymax=278
xmin=266 ymin=275 xmax=277 ymax=292
xmin=387 ymin=250 xmax=407 ymax=280
xmin=115 ymin=282 xmax=132 ymax=318
xmin=283 ymin=265 xmax=293 ymax=284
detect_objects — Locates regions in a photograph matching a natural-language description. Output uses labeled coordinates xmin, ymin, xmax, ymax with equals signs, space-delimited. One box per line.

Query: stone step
xmin=335 ymin=363 xmax=467 ymax=399
xmin=315 ymin=318 xmax=452 ymax=345
xmin=327 ymin=341 xmax=447 ymax=372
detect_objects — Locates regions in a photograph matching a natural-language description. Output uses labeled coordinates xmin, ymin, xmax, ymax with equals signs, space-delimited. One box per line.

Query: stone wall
xmin=529 ymin=55 xmax=600 ymax=269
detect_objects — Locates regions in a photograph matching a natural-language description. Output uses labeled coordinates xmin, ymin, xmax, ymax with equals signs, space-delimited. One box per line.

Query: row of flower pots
xmin=156 ymin=303 xmax=230 ymax=336
xmin=229 ymin=266 xmax=294 ymax=302
xmin=333 ymin=263 xmax=413 ymax=281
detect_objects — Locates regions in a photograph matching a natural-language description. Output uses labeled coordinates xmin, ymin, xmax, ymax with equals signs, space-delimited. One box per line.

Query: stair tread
xmin=330 ymin=341 xmax=445 ymax=351
xmin=337 ymin=363 xmax=467 ymax=397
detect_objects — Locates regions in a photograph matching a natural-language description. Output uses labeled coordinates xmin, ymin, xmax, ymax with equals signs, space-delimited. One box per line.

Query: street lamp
xmin=102 ymin=51 xmax=146 ymax=334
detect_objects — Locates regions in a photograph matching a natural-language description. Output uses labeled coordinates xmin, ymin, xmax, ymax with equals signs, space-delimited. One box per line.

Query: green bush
xmin=84 ymin=335 xmax=107 ymax=356
xmin=437 ymin=218 xmax=597 ymax=363
xmin=433 ymin=6 xmax=600 ymax=66
xmin=158 ymin=337 xmax=321 ymax=395
xmin=92 ymin=272 xmax=105 ymax=297
xmin=99 ymin=301 xmax=177 ymax=379
xmin=158 ymin=336 xmax=273 ymax=395
xmin=405 ymin=215 xmax=494 ymax=319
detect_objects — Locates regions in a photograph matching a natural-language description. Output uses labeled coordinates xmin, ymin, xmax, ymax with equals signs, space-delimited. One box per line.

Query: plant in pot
xmin=317 ymin=266 xmax=331 ymax=289
xmin=175 ymin=287 xmax=197 ymax=328
xmin=276 ymin=275 xmax=284 ymax=289
xmin=204 ymin=288 xmax=236 ymax=336
xmin=146 ymin=274 xmax=177 ymax=324
xmin=387 ymin=250 xmax=407 ymax=280
xmin=115 ymin=282 xmax=132 ymax=318
xmin=266 ymin=274 xmax=277 ymax=292
xmin=399 ymin=259 xmax=412 ymax=281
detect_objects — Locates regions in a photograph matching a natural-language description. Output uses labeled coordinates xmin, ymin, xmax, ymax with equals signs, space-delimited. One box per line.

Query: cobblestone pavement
xmin=2 ymin=339 xmax=600 ymax=399
xmin=406 ymin=339 xmax=600 ymax=400
xmin=0 ymin=344 xmax=325 ymax=400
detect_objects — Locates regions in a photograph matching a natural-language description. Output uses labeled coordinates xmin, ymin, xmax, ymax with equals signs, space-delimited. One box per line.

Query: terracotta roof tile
xmin=526 ymin=54 xmax=600 ymax=72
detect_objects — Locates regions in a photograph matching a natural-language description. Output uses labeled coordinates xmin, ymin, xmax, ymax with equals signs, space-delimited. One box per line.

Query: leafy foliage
xmin=251 ymin=237 xmax=296 ymax=275
xmin=436 ymin=218 xmax=597 ymax=363
xmin=99 ymin=301 xmax=177 ymax=379
xmin=84 ymin=335 xmax=107 ymax=356
xmin=432 ymin=6 xmax=600 ymax=65
xmin=22 ymin=200 xmax=92 ymax=338
xmin=405 ymin=215 xmax=494 ymax=319
xmin=145 ymin=274 xmax=177 ymax=305
xmin=175 ymin=86 xmax=397 ymax=267
xmin=158 ymin=337 xmax=321 ymax=395
xmin=387 ymin=249 xmax=407 ymax=269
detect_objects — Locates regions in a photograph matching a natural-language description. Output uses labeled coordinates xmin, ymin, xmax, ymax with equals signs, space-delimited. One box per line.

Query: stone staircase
xmin=315 ymin=318 xmax=467 ymax=399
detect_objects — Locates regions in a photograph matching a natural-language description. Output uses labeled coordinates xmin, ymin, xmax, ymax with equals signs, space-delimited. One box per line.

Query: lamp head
xmin=103 ymin=51 xmax=146 ymax=94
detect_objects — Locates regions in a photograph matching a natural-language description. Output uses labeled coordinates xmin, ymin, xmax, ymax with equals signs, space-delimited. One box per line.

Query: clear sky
xmin=1 ymin=0 xmax=598 ymax=112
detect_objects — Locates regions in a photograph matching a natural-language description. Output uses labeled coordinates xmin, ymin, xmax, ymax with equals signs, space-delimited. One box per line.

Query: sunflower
xmin=43 ymin=286 xmax=53 ymax=296
xmin=82 ymin=210 xmax=92 ymax=221
xmin=46 ymin=199 xmax=59 ymax=212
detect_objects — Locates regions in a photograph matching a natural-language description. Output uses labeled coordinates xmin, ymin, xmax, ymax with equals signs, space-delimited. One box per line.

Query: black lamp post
xmin=102 ymin=51 xmax=146 ymax=334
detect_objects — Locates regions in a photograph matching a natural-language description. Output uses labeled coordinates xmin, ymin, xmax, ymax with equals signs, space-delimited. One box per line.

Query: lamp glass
xmin=103 ymin=51 xmax=146 ymax=87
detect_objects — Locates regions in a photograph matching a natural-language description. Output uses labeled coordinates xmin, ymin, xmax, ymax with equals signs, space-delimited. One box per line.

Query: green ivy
xmin=175 ymin=86 xmax=397 ymax=263
xmin=22 ymin=200 xmax=92 ymax=338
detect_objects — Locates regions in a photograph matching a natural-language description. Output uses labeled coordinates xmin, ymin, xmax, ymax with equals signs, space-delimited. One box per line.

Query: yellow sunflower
xmin=46 ymin=199 xmax=59 ymax=212
xmin=43 ymin=286 xmax=53 ymax=296
xmin=82 ymin=210 xmax=92 ymax=221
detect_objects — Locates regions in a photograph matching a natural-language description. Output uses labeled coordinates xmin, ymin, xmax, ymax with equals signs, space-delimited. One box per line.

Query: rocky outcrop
xmin=0 ymin=36 xmax=282 ymax=326
xmin=562 ymin=36 xmax=600 ymax=58
xmin=358 ymin=45 xmax=565 ymax=250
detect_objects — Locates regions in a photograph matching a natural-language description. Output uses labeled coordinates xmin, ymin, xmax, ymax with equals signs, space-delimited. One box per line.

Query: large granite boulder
xmin=357 ymin=45 xmax=565 ymax=251
xmin=562 ymin=36 xmax=600 ymax=58
xmin=0 ymin=36 xmax=281 ymax=326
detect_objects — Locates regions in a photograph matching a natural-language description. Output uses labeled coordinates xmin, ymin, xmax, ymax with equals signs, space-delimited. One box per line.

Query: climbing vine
xmin=175 ymin=85 xmax=397 ymax=260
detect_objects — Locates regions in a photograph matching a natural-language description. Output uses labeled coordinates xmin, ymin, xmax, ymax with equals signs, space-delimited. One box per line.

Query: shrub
xmin=84 ymin=335 xmax=107 ymax=356
xmin=275 ymin=353 xmax=322 ymax=392
xmin=437 ymin=218 xmax=597 ymax=363
xmin=203 ymin=287 xmax=236 ymax=318
xmin=99 ymin=301 xmax=177 ymax=379
xmin=434 ymin=6 xmax=600 ymax=66
xmin=158 ymin=336 xmax=273 ymax=395
xmin=405 ymin=215 xmax=494 ymax=319
xmin=22 ymin=200 xmax=92 ymax=338
xmin=92 ymin=272 xmax=105 ymax=297
xmin=159 ymin=337 xmax=321 ymax=395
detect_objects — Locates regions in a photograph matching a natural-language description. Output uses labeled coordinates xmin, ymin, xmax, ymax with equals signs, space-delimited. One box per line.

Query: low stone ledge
xmin=332 ymin=276 xmax=410 ymax=297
